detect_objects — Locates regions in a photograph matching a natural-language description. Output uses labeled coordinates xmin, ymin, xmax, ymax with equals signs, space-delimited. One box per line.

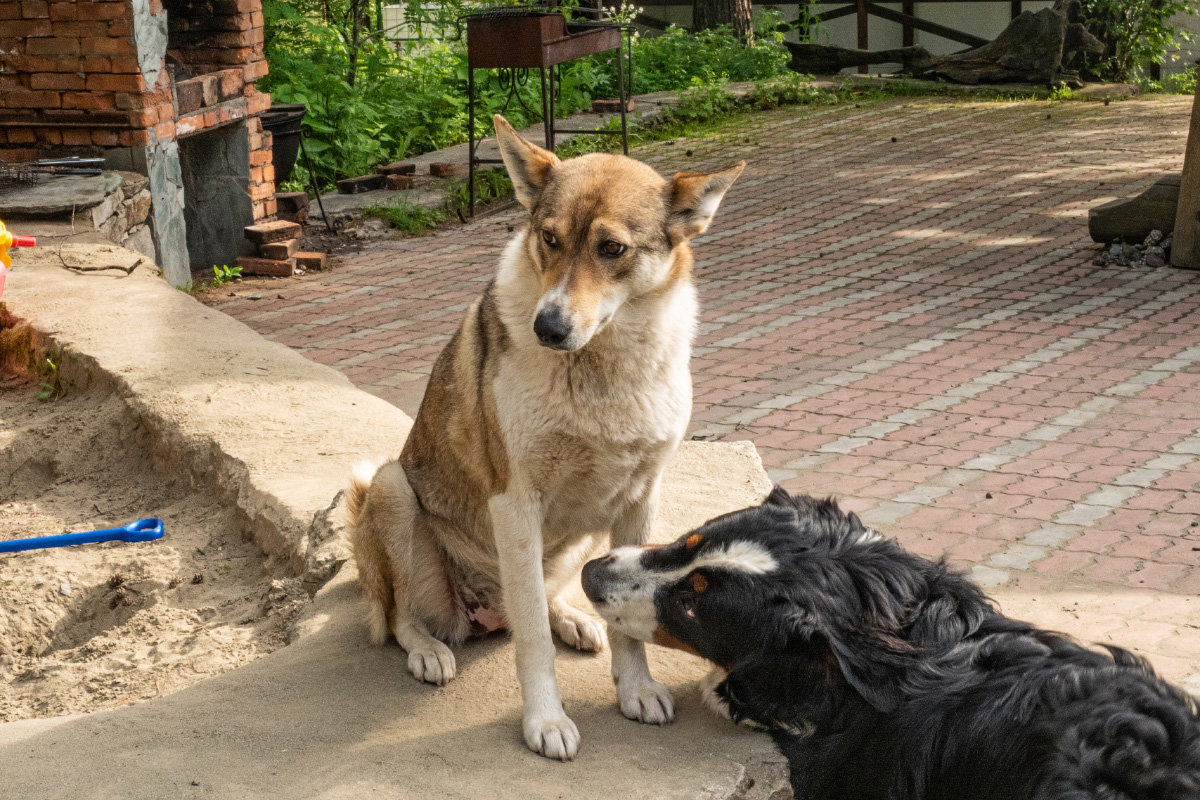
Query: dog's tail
xmin=347 ymin=459 xmax=393 ymax=646
xmin=1052 ymin=650 xmax=1200 ymax=798
xmin=346 ymin=460 xmax=378 ymax=528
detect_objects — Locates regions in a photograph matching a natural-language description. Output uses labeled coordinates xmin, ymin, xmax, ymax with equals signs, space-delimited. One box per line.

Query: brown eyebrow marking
xmin=653 ymin=628 xmax=700 ymax=656
xmin=685 ymin=533 xmax=703 ymax=549
xmin=690 ymin=572 xmax=708 ymax=593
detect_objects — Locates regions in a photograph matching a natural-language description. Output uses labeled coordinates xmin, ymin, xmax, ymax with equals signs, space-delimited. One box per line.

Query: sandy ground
xmin=0 ymin=377 xmax=309 ymax=721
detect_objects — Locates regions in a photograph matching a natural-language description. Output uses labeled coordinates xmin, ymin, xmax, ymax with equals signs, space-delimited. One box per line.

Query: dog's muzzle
xmin=533 ymin=305 xmax=573 ymax=350
xmin=580 ymin=554 xmax=614 ymax=604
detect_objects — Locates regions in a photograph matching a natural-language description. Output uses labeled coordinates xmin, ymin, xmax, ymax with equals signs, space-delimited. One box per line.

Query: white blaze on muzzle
xmin=586 ymin=541 xmax=779 ymax=643
xmin=533 ymin=273 xmax=629 ymax=351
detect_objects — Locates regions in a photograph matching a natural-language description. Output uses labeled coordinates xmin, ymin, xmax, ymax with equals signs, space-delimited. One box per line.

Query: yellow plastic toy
xmin=0 ymin=220 xmax=36 ymax=299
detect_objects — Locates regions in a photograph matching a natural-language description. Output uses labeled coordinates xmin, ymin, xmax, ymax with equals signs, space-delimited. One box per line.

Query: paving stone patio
xmin=206 ymin=94 xmax=1200 ymax=691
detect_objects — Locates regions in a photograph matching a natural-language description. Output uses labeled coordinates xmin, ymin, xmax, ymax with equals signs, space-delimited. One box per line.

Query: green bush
xmin=1140 ymin=64 xmax=1198 ymax=94
xmin=1076 ymin=0 xmax=1198 ymax=82
xmin=262 ymin=0 xmax=791 ymax=188
xmin=605 ymin=17 xmax=790 ymax=97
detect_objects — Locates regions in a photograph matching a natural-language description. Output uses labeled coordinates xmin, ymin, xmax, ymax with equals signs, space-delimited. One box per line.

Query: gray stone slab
xmin=0 ymin=172 xmax=121 ymax=216
xmin=1089 ymin=173 xmax=1180 ymax=244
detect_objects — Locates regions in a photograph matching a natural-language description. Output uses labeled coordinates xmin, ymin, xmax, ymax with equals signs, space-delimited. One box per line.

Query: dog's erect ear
xmin=667 ymin=162 xmax=745 ymax=240
xmin=762 ymin=485 xmax=795 ymax=509
xmin=825 ymin=627 xmax=915 ymax=713
xmin=493 ymin=114 xmax=559 ymax=209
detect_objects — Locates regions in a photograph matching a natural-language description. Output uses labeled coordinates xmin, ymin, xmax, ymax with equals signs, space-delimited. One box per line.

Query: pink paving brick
xmin=1032 ymin=549 xmax=1096 ymax=577
xmin=1126 ymin=561 xmax=1190 ymax=591
xmin=1109 ymin=534 xmax=1170 ymax=561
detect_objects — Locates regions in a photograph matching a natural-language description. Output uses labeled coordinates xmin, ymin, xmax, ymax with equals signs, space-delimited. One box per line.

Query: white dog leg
xmin=609 ymin=480 xmax=674 ymax=725
xmin=489 ymin=489 xmax=580 ymax=761
xmin=699 ymin=667 xmax=732 ymax=719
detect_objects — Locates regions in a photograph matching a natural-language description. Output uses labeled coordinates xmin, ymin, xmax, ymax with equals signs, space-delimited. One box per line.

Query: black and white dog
xmin=581 ymin=487 xmax=1200 ymax=799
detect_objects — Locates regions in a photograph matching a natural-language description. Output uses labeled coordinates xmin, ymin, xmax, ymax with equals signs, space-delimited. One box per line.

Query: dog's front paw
xmin=618 ymin=675 xmax=675 ymax=725
xmin=699 ymin=667 xmax=732 ymax=720
xmin=523 ymin=710 xmax=581 ymax=761
xmin=549 ymin=600 xmax=607 ymax=652
xmin=406 ymin=639 xmax=456 ymax=686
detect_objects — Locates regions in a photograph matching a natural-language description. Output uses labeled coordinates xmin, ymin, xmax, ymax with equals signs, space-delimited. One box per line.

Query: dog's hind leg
xmin=392 ymin=610 xmax=457 ymax=686
xmin=546 ymin=536 xmax=608 ymax=652
xmin=398 ymin=514 xmax=469 ymax=685
xmin=608 ymin=480 xmax=675 ymax=725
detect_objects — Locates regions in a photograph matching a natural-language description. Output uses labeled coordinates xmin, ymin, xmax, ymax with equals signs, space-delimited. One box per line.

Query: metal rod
xmin=618 ymin=27 xmax=628 ymax=156
xmin=549 ymin=64 xmax=557 ymax=152
xmin=857 ymin=0 xmax=868 ymax=74
xmin=298 ymin=133 xmax=335 ymax=234
xmin=540 ymin=67 xmax=552 ymax=150
xmin=469 ymin=63 xmax=477 ymax=216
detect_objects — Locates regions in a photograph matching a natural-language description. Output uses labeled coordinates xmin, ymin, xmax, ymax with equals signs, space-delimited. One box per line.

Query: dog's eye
xmin=598 ymin=240 xmax=627 ymax=258
xmin=541 ymin=230 xmax=559 ymax=248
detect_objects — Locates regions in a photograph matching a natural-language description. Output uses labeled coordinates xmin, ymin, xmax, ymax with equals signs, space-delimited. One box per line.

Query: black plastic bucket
xmin=261 ymin=103 xmax=307 ymax=185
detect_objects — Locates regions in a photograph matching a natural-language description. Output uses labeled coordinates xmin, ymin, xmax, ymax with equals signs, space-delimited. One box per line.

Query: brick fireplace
xmin=0 ymin=0 xmax=277 ymax=286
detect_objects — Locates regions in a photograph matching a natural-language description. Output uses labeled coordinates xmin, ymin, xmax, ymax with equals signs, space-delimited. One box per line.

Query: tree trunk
xmin=785 ymin=42 xmax=931 ymax=74
xmin=907 ymin=0 xmax=1102 ymax=85
xmin=693 ymin=0 xmax=753 ymax=44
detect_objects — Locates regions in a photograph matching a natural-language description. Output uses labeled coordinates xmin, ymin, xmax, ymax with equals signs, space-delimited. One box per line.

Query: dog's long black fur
xmin=660 ymin=488 xmax=1200 ymax=799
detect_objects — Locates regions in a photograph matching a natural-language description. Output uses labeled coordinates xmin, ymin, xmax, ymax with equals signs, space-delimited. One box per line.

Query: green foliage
xmin=448 ymin=168 xmax=513 ymax=216
xmin=747 ymin=71 xmax=826 ymax=109
xmin=262 ymin=0 xmax=791 ymax=186
xmin=365 ymin=167 xmax=514 ymax=234
xmin=1048 ymin=83 xmax=1080 ymax=101
xmin=209 ymin=264 xmax=243 ymax=287
xmin=600 ymin=19 xmax=790 ymax=97
xmin=668 ymin=80 xmax=739 ymax=123
xmin=363 ymin=200 xmax=448 ymax=235
xmin=1076 ymin=0 xmax=1198 ymax=82
xmin=1140 ymin=65 xmax=1198 ymax=94
xmin=37 ymin=356 xmax=59 ymax=402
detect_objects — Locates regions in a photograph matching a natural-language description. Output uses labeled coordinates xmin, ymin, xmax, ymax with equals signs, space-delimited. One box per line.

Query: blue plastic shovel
xmin=0 ymin=518 xmax=164 ymax=553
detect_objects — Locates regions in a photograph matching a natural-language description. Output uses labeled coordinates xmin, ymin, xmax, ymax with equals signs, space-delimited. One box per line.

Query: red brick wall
xmin=0 ymin=0 xmax=147 ymax=156
xmin=0 ymin=0 xmax=275 ymax=219
xmin=166 ymin=0 xmax=266 ymax=72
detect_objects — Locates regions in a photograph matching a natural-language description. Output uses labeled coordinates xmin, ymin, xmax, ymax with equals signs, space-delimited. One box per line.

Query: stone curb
xmin=3 ymin=244 xmax=413 ymax=588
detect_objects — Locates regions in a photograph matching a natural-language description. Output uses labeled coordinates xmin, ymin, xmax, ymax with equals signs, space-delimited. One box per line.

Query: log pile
xmin=785 ymin=0 xmax=1104 ymax=86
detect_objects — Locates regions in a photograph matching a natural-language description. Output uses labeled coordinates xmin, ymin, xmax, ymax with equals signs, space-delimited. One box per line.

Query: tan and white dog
xmin=347 ymin=115 xmax=743 ymax=760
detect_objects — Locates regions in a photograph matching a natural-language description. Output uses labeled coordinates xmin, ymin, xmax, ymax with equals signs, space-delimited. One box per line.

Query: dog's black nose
xmin=581 ymin=556 xmax=610 ymax=603
xmin=533 ymin=306 xmax=571 ymax=349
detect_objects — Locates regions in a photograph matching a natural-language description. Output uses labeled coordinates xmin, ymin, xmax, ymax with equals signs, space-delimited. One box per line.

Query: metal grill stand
xmin=465 ymin=7 xmax=631 ymax=215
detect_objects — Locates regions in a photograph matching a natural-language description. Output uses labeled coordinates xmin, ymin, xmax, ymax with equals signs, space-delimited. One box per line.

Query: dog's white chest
xmin=494 ymin=343 xmax=691 ymax=534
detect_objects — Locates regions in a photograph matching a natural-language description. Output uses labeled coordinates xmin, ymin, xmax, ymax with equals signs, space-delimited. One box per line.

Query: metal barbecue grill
xmin=463 ymin=4 xmax=632 ymax=214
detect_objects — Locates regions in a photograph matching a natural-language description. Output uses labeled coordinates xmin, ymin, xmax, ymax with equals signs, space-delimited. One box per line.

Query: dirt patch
xmin=0 ymin=379 xmax=309 ymax=721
